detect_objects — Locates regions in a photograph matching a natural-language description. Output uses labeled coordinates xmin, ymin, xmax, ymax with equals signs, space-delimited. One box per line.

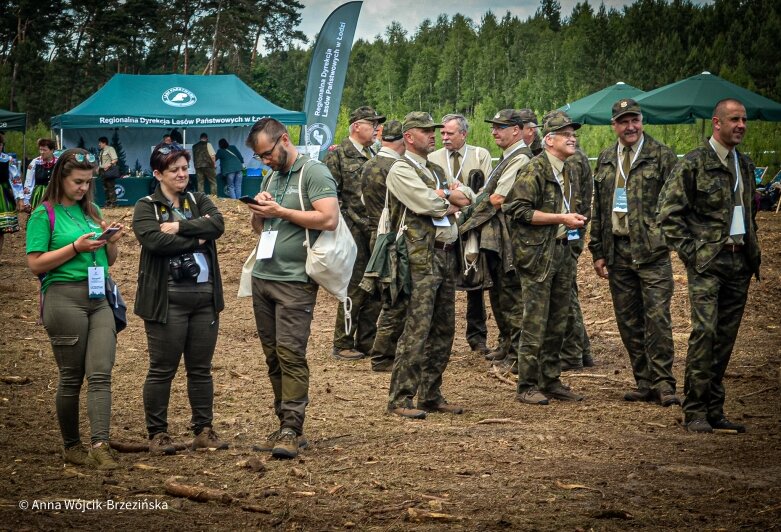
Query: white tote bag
xmin=238 ymin=236 xmax=261 ymax=298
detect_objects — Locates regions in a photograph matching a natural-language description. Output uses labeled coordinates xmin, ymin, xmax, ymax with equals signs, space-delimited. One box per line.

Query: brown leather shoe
xmin=388 ymin=407 xmax=427 ymax=419
xmin=484 ymin=348 xmax=506 ymax=361
xmin=517 ymin=387 xmax=550 ymax=405
xmin=624 ymin=388 xmax=654 ymax=402
xmin=419 ymin=402 xmax=464 ymax=414
xmin=544 ymin=384 xmax=584 ymax=402
xmin=332 ymin=347 xmax=365 ymax=361
xmin=656 ymin=389 xmax=681 ymax=407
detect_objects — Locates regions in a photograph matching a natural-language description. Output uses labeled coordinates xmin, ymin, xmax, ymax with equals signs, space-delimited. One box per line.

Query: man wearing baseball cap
xmin=519 ymin=109 xmax=543 ymax=156
xmin=385 ymin=112 xmax=474 ymax=419
xmin=589 ymin=98 xmax=680 ymax=407
xmin=503 ymin=110 xmax=588 ymax=405
xmin=327 ymin=106 xmax=386 ymax=362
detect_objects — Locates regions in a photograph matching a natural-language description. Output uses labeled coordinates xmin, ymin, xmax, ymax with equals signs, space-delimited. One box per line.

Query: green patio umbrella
xmin=634 ymin=71 xmax=781 ymax=124
xmin=558 ymin=82 xmax=645 ymax=125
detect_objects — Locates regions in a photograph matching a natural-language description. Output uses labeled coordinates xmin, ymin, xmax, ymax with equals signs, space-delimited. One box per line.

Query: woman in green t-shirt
xmin=26 ymin=148 xmax=127 ymax=470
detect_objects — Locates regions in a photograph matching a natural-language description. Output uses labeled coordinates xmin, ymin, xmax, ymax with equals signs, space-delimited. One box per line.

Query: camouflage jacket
xmin=589 ymin=134 xmax=676 ymax=266
xmin=565 ymin=148 xmax=593 ymax=258
xmin=503 ymin=152 xmax=589 ymax=281
xmin=388 ymin=159 xmax=456 ymax=275
xmin=361 ymin=150 xmax=398 ymax=231
xmin=325 ymin=137 xmax=372 ymax=231
xmin=658 ymin=139 xmax=760 ymax=278
xmin=459 ymin=145 xmax=532 ymax=273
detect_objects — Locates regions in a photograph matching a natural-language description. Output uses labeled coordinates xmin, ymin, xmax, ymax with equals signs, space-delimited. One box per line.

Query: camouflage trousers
xmin=683 ymin=249 xmax=751 ymax=423
xmin=252 ymin=278 xmax=316 ymax=436
xmin=486 ymin=251 xmax=523 ymax=359
xmin=608 ymin=238 xmax=675 ymax=392
xmin=560 ymin=272 xmax=592 ymax=367
xmin=333 ymin=217 xmax=383 ymax=353
xmin=370 ymin=291 xmax=408 ymax=370
xmin=388 ymin=248 xmax=456 ymax=410
xmin=517 ymin=242 xmax=574 ymax=393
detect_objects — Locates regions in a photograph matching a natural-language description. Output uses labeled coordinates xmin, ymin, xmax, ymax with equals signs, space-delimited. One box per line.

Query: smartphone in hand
xmin=239 ymin=196 xmax=261 ymax=205
xmin=96 ymin=227 xmax=120 ymax=241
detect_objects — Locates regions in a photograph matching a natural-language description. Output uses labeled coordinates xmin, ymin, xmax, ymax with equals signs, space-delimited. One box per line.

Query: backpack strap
xmin=43 ymin=201 xmax=55 ymax=232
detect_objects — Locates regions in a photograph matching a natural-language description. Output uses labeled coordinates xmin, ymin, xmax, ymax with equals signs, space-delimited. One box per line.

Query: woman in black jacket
xmin=133 ymin=142 xmax=227 ymax=455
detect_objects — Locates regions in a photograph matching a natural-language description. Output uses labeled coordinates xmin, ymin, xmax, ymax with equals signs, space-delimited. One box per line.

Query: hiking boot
xmin=544 ymin=384 xmax=584 ymax=402
xmin=709 ymin=417 xmax=746 ymax=433
xmin=332 ymin=347 xmax=365 ymax=361
xmin=388 ymin=407 xmax=427 ymax=419
xmin=253 ymin=429 xmax=309 ymax=452
xmin=560 ymin=360 xmax=584 ymax=372
xmin=271 ymin=428 xmax=301 ymax=459
xmin=484 ymin=348 xmax=506 ymax=361
xmin=493 ymin=356 xmax=518 ymax=374
xmin=149 ymin=432 xmax=177 ymax=456
xmin=624 ymin=388 xmax=654 ymax=402
xmin=582 ymin=353 xmax=595 ymax=367
xmin=517 ymin=387 xmax=550 ymax=405
xmin=371 ymin=358 xmax=394 ymax=372
xmin=657 ymin=389 xmax=681 ymax=407
xmin=685 ymin=418 xmax=713 ymax=433
xmin=192 ymin=427 xmax=229 ymax=451
xmin=86 ymin=441 xmax=119 ymax=470
xmin=419 ymin=402 xmax=464 ymax=414
xmin=62 ymin=444 xmax=88 ymax=466
xmin=471 ymin=342 xmax=490 ymax=355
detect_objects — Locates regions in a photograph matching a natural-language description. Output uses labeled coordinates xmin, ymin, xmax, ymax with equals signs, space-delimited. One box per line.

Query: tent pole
xmin=183 ymin=129 xmax=187 ymax=146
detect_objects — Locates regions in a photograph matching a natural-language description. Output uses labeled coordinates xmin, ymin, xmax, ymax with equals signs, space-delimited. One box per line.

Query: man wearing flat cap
xmin=460 ymin=109 xmax=532 ymax=373
xmin=503 ymin=111 xmax=588 ymax=405
xmin=327 ymin=106 xmax=386 ymax=361
xmin=385 ymin=112 xmax=474 ymax=419
xmin=519 ymin=109 xmax=543 ymax=156
xmin=429 ymin=114 xmax=493 ymax=356
xmin=589 ymin=98 xmax=680 ymax=407
xmin=359 ymin=120 xmax=408 ymax=372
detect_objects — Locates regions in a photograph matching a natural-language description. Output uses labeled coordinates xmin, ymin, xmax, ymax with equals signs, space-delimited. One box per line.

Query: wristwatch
xmin=443 ymin=189 xmax=451 ymax=198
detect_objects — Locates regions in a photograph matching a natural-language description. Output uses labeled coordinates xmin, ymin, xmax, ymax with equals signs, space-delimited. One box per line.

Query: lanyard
xmin=554 ymin=169 xmax=572 ymax=213
xmin=484 ymin=143 xmax=526 ymax=187
xmin=445 ymin=145 xmax=469 ymax=182
xmin=61 ymin=205 xmax=98 ymax=265
xmin=709 ymin=138 xmax=741 ymax=193
xmin=405 ymin=154 xmax=442 ymax=189
xmin=264 ymin=156 xmax=299 ymax=230
xmin=617 ymin=136 xmax=644 ymax=184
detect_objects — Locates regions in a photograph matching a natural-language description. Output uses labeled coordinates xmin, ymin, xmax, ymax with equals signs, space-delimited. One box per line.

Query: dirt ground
xmin=0 ymin=200 xmax=779 ymax=531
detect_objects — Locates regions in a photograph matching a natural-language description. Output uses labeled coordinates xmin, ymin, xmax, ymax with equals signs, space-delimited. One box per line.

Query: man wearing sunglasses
xmin=325 ymin=106 xmax=386 ymax=362
xmin=503 ymin=111 xmax=588 ymax=405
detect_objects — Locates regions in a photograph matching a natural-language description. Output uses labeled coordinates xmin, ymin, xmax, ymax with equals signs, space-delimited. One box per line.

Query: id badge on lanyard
xmin=257 ymin=230 xmax=279 ymax=259
xmin=88 ymin=265 xmax=106 ymax=299
xmin=613 ymin=187 xmax=628 ymax=212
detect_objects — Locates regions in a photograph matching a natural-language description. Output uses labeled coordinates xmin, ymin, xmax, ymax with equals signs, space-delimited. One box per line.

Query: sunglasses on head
xmin=73 ymin=152 xmax=96 ymax=163
xmin=156 ymin=143 xmax=185 ymax=155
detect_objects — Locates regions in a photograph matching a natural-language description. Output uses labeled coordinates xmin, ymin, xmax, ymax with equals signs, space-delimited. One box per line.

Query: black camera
xmin=169 ymin=253 xmax=201 ymax=281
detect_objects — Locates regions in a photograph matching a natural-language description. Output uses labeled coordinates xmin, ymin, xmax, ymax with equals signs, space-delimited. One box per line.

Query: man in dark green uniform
xmin=326 ymin=106 xmax=386 ymax=361
xmin=503 ymin=111 xmax=588 ymax=405
xmin=589 ymin=99 xmax=680 ymax=406
xmin=385 ymin=112 xmax=474 ymax=419
xmin=658 ymin=98 xmax=760 ymax=433
xmin=359 ymin=120 xmax=407 ymax=372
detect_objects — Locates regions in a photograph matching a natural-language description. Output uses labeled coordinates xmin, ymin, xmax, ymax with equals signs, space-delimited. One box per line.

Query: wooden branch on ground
xmin=164 ymin=476 xmax=234 ymax=504
xmin=111 ymin=440 xmax=190 ymax=453
xmin=737 ymin=386 xmax=777 ymax=400
xmin=1 ymin=376 xmax=31 ymax=385
xmin=476 ymin=418 xmax=525 ymax=426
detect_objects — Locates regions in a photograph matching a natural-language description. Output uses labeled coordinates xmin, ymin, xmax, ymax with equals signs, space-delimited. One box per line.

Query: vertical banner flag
xmin=302 ymin=1 xmax=363 ymax=160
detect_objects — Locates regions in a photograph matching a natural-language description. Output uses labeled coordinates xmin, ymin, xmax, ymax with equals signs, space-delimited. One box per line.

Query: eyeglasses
xmin=552 ymin=131 xmax=579 ymax=139
xmin=156 ymin=143 xmax=184 ymax=155
xmin=73 ymin=153 xmax=96 ymax=163
xmin=252 ymin=135 xmax=282 ymax=160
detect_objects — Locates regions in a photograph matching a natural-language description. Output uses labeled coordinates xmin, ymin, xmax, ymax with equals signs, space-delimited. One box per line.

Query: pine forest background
xmin=2 ymin=0 xmax=780 ymax=175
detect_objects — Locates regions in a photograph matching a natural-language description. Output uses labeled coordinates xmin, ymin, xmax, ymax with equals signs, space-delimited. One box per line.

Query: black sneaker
xmin=709 ymin=417 xmax=746 ymax=433
xmin=624 ymin=388 xmax=654 ymax=402
xmin=582 ymin=354 xmax=595 ymax=367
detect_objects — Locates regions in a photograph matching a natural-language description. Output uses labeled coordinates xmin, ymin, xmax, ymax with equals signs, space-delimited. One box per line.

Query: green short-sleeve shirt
xmin=26 ymin=203 xmax=109 ymax=292
xmin=252 ymin=155 xmax=337 ymax=283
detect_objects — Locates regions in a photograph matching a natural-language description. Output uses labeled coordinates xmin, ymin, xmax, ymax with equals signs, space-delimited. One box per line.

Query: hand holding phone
xmin=239 ymin=196 xmax=261 ymax=205
xmin=96 ymin=227 xmax=120 ymax=241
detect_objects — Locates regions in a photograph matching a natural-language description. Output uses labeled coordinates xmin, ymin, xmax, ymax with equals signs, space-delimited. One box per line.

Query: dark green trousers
xmin=560 ymin=274 xmax=592 ymax=367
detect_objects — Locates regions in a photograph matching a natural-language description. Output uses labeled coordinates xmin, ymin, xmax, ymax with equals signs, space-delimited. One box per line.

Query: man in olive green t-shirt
xmin=243 ymin=118 xmax=338 ymax=460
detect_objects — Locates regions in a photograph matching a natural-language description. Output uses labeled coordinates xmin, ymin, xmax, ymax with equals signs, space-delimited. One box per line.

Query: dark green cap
xmin=485 ymin=109 xmax=524 ymax=127
xmin=541 ymin=110 xmax=581 ymax=136
xmin=402 ymin=112 xmax=443 ymax=132
xmin=349 ymin=106 xmax=386 ymax=125
xmin=612 ymin=98 xmax=642 ymax=120
xmin=381 ymin=120 xmax=403 ymax=141
xmin=519 ymin=108 xmax=539 ymax=126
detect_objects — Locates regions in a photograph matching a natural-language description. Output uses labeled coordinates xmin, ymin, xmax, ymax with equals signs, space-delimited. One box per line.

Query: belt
xmin=613 ymin=235 xmax=631 ymax=242
xmin=434 ymin=241 xmax=455 ymax=252
xmin=555 ymin=238 xmax=568 ymax=246
xmin=722 ymin=243 xmax=744 ymax=253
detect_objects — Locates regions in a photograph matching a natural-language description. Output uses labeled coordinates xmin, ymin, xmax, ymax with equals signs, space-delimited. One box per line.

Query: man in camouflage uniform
xmin=386 ymin=112 xmax=474 ymax=419
xmin=589 ymin=99 xmax=680 ymax=406
xmin=326 ymin=106 xmax=386 ymax=361
xmin=429 ymin=114 xmax=493 ymax=355
xmin=503 ymin=111 xmax=588 ymax=405
xmin=560 ymin=146 xmax=594 ymax=371
xmin=459 ymin=110 xmax=532 ymax=373
xmin=519 ymin=109 xmax=543 ymax=156
xmin=658 ymin=98 xmax=760 ymax=433
xmin=359 ymin=120 xmax=407 ymax=372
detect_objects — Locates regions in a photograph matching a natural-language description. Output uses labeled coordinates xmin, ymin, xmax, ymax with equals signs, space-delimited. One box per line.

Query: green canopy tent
xmin=634 ymin=71 xmax=781 ymax=124
xmin=559 ymin=82 xmax=646 ymax=125
xmin=0 ymin=108 xmax=28 ymax=163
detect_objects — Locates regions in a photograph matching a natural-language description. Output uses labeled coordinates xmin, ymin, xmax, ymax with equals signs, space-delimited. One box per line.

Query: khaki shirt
xmin=386 ymin=152 xmax=475 ymax=244
xmin=428 ymin=144 xmax=493 ymax=186
xmin=100 ymin=145 xmax=118 ymax=168
xmin=349 ymin=136 xmax=372 ymax=157
xmin=494 ymin=140 xmax=531 ymax=197
xmin=545 ymin=150 xmax=569 ymax=239
xmin=612 ymin=137 xmax=642 ymax=236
